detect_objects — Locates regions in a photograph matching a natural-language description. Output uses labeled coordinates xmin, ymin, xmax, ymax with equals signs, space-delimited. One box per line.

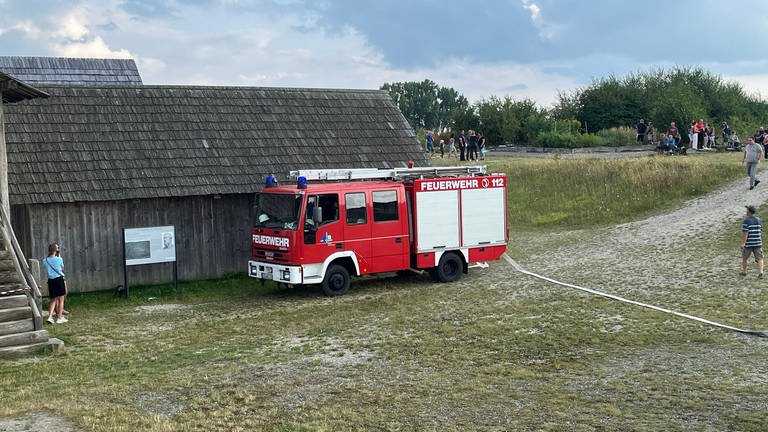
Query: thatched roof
xmin=0 ymin=56 xmax=142 ymax=86
xmin=3 ymin=85 xmax=426 ymax=205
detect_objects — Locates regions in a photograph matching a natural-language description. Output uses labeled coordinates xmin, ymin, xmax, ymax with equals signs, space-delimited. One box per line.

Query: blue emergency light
xmin=265 ymin=175 xmax=278 ymax=187
xmin=297 ymin=176 xmax=308 ymax=189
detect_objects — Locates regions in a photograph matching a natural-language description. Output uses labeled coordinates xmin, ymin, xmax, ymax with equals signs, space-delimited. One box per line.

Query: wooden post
xmin=122 ymin=228 xmax=129 ymax=298
xmin=28 ymin=258 xmax=44 ymax=307
xmin=0 ymin=98 xmax=8 ymax=220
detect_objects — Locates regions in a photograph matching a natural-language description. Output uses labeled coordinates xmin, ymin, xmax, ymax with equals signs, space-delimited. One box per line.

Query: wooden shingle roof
xmin=0 ymin=56 xmax=142 ymax=86
xmin=3 ymin=85 xmax=426 ymax=205
xmin=0 ymin=72 xmax=49 ymax=103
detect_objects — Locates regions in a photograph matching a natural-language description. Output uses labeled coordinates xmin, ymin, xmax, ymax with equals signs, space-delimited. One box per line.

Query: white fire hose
xmin=502 ymin=253 xmax=768 ymax=338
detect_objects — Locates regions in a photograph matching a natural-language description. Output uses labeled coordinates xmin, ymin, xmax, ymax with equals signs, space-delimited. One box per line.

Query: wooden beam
xmin=0 ymin=80 xmax=19 ymax=93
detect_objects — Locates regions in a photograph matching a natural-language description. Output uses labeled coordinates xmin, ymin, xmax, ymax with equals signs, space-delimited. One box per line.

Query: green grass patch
xmin=481 ymin=153 xmax=742 ymax=229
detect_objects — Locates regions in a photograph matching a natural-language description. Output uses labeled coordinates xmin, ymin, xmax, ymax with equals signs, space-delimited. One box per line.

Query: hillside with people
xmin=382 ymin=67 xmax=768 ymax=150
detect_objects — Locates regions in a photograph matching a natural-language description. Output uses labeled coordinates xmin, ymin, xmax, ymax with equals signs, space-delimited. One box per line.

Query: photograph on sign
xmin=124 ymin=226 xmax=177 ymax=266
xmin=162 ymin=232 xmax=174 ymax=249
xmin=125 ymin=241 xmax=151 ymax=260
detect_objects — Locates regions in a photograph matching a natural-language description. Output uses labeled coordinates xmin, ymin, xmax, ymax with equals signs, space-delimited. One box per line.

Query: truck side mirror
xmin=313 ymin=206 xmax=323 ymax=225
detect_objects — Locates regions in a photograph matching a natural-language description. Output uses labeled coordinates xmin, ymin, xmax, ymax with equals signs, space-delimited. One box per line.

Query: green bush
xmin=596 ymin=126 xmax=637 ymax=147
xmin=536 ymin=131 xmax=575 ymax=148
xmin=574 ymin=133 xmax=605 ymax=148
xmin=535 ymin=131 xmax=605 ymax=148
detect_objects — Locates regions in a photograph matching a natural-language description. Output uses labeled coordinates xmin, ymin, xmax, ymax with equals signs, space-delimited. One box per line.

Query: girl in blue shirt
xmin=44 ymin=243 xmax=68 ymax=324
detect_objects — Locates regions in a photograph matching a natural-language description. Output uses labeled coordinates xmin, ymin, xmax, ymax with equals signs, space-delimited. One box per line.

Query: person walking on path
xmin=425 ymin=132 xmax=434 ymax=156
xmin=743 ymin=137 xmax=763 ymax=190
xmin=44 ymin=243 xmax=68 ymax=324
xmin=741 ymin=205 xmax=764 ymax=278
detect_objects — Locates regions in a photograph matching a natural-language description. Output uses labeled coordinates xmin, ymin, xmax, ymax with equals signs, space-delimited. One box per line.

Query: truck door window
xmin=372 ymin=190 xmax=398 ymax=222
xmin=315 ymin=194 xmax=339 ymax=225
xmin=345 ymin=192 xmax=367 ymax=225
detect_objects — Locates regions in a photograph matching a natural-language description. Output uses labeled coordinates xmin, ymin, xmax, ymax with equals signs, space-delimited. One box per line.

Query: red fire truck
xmin=248 ymin=166 xmax=508 ymax=296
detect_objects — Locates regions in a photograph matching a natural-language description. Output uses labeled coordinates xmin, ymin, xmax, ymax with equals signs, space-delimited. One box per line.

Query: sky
xmin=2 ymin=0 xmax=768 ymax=107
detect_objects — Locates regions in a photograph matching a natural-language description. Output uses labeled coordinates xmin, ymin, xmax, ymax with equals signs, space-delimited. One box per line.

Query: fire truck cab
xmin=248 ymin=166 xmax=507 ymax=296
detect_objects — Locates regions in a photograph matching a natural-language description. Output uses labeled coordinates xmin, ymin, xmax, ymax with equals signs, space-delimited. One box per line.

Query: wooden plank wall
xmin=12 ymin=194 xmax=254 ymax=292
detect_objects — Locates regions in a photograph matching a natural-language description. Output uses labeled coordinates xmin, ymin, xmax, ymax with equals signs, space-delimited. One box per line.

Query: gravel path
xmin=614 ymin=174 xmax=768 ymax=247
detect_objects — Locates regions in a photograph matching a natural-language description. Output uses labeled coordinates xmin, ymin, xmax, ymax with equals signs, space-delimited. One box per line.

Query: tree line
xmin=381 ymin=67 xmax=768 ymax=148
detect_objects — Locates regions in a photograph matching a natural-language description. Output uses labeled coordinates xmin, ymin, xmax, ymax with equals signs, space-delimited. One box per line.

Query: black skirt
xmin=48 ymin=276 xmax=66 ymax=298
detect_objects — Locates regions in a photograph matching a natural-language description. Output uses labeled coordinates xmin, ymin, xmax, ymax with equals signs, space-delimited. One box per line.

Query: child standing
xmin=44 ymin=243 xmax=68 ymax=324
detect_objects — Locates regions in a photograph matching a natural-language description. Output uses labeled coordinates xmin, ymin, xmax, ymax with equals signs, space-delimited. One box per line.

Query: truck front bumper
xmin=248 ymin=260 xmax=303 ymax=284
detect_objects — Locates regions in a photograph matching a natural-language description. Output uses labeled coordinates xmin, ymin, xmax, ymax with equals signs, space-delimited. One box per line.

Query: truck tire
xmin=434 ymin=253 xmax=462 ymax=283
xmin=321 ymin=264 xmax=350 ymax=296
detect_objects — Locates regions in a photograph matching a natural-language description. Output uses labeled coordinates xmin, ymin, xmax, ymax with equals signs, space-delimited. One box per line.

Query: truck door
xmin=342 ymin=191 xmax=373 ymax=274
xmin=302 ymin=193 xmax=344 ymax=266
xmin=369 ymin=188 xmax=409 ymax=272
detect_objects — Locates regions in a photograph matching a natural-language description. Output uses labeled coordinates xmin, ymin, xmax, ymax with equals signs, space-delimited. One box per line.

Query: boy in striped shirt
xmin=741 ymin=205 xmax=764 ymax=278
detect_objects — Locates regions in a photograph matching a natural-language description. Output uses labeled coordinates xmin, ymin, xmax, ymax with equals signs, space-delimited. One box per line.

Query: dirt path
xmin=0 ymin=412 xmax=80 ymax=432
xmin=615 ymin=174 xmax=768 ymax=247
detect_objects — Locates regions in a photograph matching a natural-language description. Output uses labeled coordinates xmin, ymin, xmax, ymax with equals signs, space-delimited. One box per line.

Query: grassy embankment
xmin=4 ymin=152 xmax=766 ymax=431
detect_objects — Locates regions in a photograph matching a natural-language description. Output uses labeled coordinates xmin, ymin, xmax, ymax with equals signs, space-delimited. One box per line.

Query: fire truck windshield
xmin=253 ymin=193 xmax=303 ymax=230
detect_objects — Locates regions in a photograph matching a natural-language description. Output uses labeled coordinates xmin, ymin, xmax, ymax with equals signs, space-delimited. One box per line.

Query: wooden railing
xmin=0 ymin=199 xmax=43 ymax=330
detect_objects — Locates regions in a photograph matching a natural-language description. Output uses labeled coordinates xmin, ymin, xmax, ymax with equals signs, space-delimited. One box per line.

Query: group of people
xmin=643 ymin=120 xmax=685 ymax=154
xmin=739 ymin=130 xmax=765 ymax=277
xmin=426 ymin=130 xmax=487 ymax=161
xmin=685 ymin=119 xmax=719 ymax=150
xmin=645 ymin=119 xmax=753 ymax=155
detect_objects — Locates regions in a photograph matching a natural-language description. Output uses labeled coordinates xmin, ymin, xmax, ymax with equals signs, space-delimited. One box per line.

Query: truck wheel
xmin=322 ymin=264 xmax=350 ymax=296
xmin=435 ymin=253 xmax=462 ymax=283
xmin=427 ymin=268 xmax=440 ymax=282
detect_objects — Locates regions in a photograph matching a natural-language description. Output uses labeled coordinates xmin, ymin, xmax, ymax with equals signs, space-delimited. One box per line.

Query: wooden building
xmin=0 ymin=59 xmax=427 ymax=292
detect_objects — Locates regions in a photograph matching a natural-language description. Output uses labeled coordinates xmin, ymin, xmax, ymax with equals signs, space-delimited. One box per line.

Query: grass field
xmin=3 ymin=151 xmax=766 ymax=431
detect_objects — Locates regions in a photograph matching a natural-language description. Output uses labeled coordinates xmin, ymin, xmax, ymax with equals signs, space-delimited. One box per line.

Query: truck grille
xmin=253 ymin=248 xmax=290 ymax=263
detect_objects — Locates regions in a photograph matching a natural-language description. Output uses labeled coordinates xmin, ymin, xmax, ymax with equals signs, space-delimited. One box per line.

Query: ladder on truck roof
xmin=290 ymin=166 xmax=487 ymax=181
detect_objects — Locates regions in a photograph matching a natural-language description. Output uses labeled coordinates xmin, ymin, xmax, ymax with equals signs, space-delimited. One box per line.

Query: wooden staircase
xmin=0 ymin=204 xmax=63 ymax=358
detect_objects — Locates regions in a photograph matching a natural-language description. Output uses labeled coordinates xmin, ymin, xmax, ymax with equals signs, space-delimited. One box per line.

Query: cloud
xmin=5 ymin=0 xmax=768 ymax=110
xmin=56 ymin=35 xmax=133 ymax=59
xmin=436 ymin=61 xmax=579 ymax=106
xmin=0 ymin=20 xmax=42 ymax=39
xmin=136 ymin=57 xmax=166 ymax=77
xmin=308 ymin=0 xmax=540 ymax=67
xmin=96 ymin=21 xmax=118 ymax=32
xmin=119 ymin=0 xmax=181 ymax=20
xmin=522 ymin=0 xmax=541 ymax=22
xmin=503 ymin=83 xmax=529 ymax=91
xmin=49 ymin=6 xmax=134 ymax=58
xmin=520 ymin=0 xmax=560 ymax=40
